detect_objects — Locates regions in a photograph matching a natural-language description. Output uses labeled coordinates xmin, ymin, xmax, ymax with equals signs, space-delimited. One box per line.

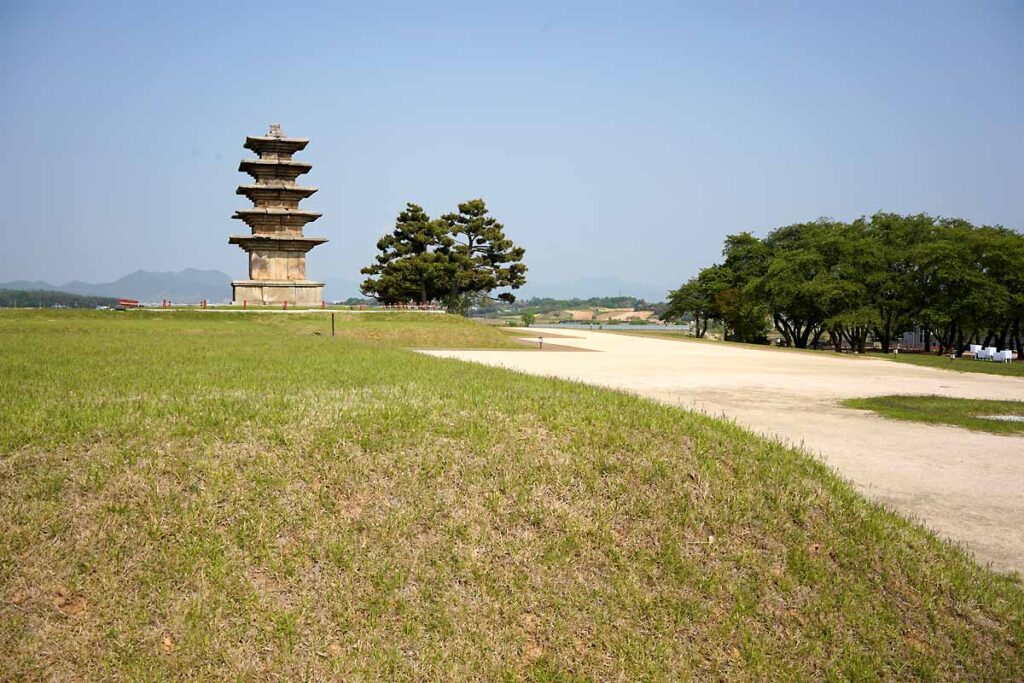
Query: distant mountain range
xmin=1 ymin=271 xmax=669 ymax=304
xmin=0 ymin=269 xmax=235 ymax=304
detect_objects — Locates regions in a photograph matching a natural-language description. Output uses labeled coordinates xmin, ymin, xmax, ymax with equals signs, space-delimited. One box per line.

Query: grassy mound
xmin=843 ymin=395 xmax=1024 ymax=435
xmin=2 ymin=311 xmax=1022 ymax=680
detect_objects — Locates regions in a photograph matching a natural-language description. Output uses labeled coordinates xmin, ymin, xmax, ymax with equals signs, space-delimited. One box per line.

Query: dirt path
xmin=423 ymin=329 xmax=1024 ymax=573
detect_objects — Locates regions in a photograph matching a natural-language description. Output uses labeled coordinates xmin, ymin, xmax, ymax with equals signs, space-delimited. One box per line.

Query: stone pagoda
xmin=229 ymin=123 xmax=328 ymax=305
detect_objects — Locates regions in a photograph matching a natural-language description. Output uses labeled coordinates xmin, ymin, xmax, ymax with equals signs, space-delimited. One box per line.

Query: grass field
xmin=887 ymin=352 xmax=1024 ymax=378
xmin=843 ymin=395 xmax=1024 ymax=435
xmin=2 ymin=310 xmax=1023 ymax=680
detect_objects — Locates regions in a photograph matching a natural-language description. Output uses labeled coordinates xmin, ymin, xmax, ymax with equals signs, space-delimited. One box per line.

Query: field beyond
xmin=2 ymin=311 xmax=1023 ymax=680
xmin=842 ymin=395 xmax=1024 ymax=435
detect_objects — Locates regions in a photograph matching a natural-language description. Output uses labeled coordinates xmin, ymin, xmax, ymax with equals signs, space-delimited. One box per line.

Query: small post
xmin=283 ymin=300 xmax=288 ymax=310
xmin=539 ymin=336 xmax=544 ymax=350
xmin=321 ymin=300 xmax=325 ymax=309
xmin=243 ymin=300 xmax=247 ymax=309
xmin=331 ymin=312 xmax=336 ymax=337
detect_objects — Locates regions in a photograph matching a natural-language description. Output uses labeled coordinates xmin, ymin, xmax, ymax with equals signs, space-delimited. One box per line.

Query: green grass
xmin=162 ymin=309 xmax=523 ymax=349
xmin=886 ymin=352 xmax=1024 ymax=378
xmin=2 ymin=310 xmax=1023 ymax=680
xmin=842 ymin=395 xmax=1024 ymax=435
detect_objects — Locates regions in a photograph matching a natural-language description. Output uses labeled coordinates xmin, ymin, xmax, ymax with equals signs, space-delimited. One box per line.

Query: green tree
xmin=696 ymin=262 xmax=769 ymax=344
xmin=361 ymin=199 xmax=528 ymax=312
xmin=661 ymin=277 xmax=712 ymax=337
xmin=360 ymin=203 xmax=453 ymax=304
xmin=856 ymin=212 xmax=937 ymax=352
xmin=713 ymin=234 xmax=771 ymax=343
xmin=755 ymin=222 xmax=830 ymax=348
xmin=438 ymin=199 xmax=527 ymax=313
xmin=520 ymin=312 xmax=535 ymax=327
xmin=755 ymin=220 xmax=870 ymax=349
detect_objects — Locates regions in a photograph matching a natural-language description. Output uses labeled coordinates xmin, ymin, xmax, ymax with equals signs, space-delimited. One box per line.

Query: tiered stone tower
xmin=229 ymin=123 xmax=328 ymax=305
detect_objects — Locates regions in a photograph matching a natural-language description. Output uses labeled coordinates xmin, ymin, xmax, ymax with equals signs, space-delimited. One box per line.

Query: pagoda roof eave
xmin=229 ymin=234 xmax=328 ymax=246
xmin=232 ymin=208 xmax=322 ymax=220
xmin=244 ymin=135 xmax=309 ymax=146
xmin=236 ymin=184 xmax=318 ymax=193
xmin=238 ymin=158 xmax=313 ymax=172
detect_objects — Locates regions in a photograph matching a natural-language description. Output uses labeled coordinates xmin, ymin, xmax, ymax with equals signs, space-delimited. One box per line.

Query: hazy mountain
xmin=0 ymin=269 xmax=233 ymax=304
xmin=0 ymin=280 xmax=56 ymax=291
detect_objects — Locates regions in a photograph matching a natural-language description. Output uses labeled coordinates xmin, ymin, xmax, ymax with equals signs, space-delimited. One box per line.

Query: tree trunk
xmin=774 ymin=314 xmax=793 ymax=347
xmin=447 ymin=279 xmax=459 ymax=314
xmin=794 ymin=321 xmax=812 ymax=349
xmin=875 ymin=321 xmax=891 ymax=353
xmin=829 ymin=327 xmax=843 ymax=352
xmin=697 ymin=318 xmax=708 ymax=338
xmin=810 ymin=326 xmax=825 ymax=349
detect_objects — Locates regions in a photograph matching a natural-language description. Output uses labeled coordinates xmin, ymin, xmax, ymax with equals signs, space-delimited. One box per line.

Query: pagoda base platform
xmin=232 ymin=279 xmax=325 ymax=306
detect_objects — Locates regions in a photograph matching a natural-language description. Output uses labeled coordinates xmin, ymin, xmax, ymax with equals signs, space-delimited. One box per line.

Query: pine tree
xmin=360 ymin=203 xmax=452 ymax=304
xmin=438 ymin=199 xmax=527 ymax=312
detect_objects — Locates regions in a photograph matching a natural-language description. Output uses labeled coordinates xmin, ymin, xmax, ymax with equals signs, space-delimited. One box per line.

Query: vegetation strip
xmin=2 ymin=311 xmax=1023 ymax=680
xmin=842 ymin=395 xmax=1024 ymax=435
xmin=885 ymin=352 xmax=1024 ymax=378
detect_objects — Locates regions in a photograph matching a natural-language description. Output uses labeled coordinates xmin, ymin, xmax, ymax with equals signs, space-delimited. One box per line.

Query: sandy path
xmin=423 ymin=329 xmax=1024 ymax=573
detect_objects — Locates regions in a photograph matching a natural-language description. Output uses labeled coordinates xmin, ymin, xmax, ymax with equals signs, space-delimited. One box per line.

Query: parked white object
xmin=970 ymin=344 xmax=982 ymax=355
xmin=976 ymin=347 xmax=991 ymax=360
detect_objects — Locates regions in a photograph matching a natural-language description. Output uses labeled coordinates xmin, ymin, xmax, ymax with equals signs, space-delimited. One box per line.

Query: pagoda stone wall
xmin=249 ymin=251 xmax=306 ymax=280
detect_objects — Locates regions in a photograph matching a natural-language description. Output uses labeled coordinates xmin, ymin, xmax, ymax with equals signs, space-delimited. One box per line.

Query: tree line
xmin=360 ymin=199 xmax=527 ymax=313
xmin=0 ymin=289 xmax=119 ymax=309
xmin=470 ymin=296 xmax=658 ymax=317
xmin=661 ymin=213 xmax=1024 ymax=354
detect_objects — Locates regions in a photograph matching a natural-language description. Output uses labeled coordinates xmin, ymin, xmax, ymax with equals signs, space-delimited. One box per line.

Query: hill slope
xmin=1 ymin=311 xmax=1021 ymax=680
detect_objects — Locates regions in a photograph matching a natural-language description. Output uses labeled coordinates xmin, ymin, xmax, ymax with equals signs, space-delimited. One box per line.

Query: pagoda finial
xmin=268 ymin=123 xmax=284 ymax=138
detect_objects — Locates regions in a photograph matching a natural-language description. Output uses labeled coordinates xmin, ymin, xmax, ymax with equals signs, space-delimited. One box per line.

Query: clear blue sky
xmin=1 ymin=0 xmax=1022 ymax=294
